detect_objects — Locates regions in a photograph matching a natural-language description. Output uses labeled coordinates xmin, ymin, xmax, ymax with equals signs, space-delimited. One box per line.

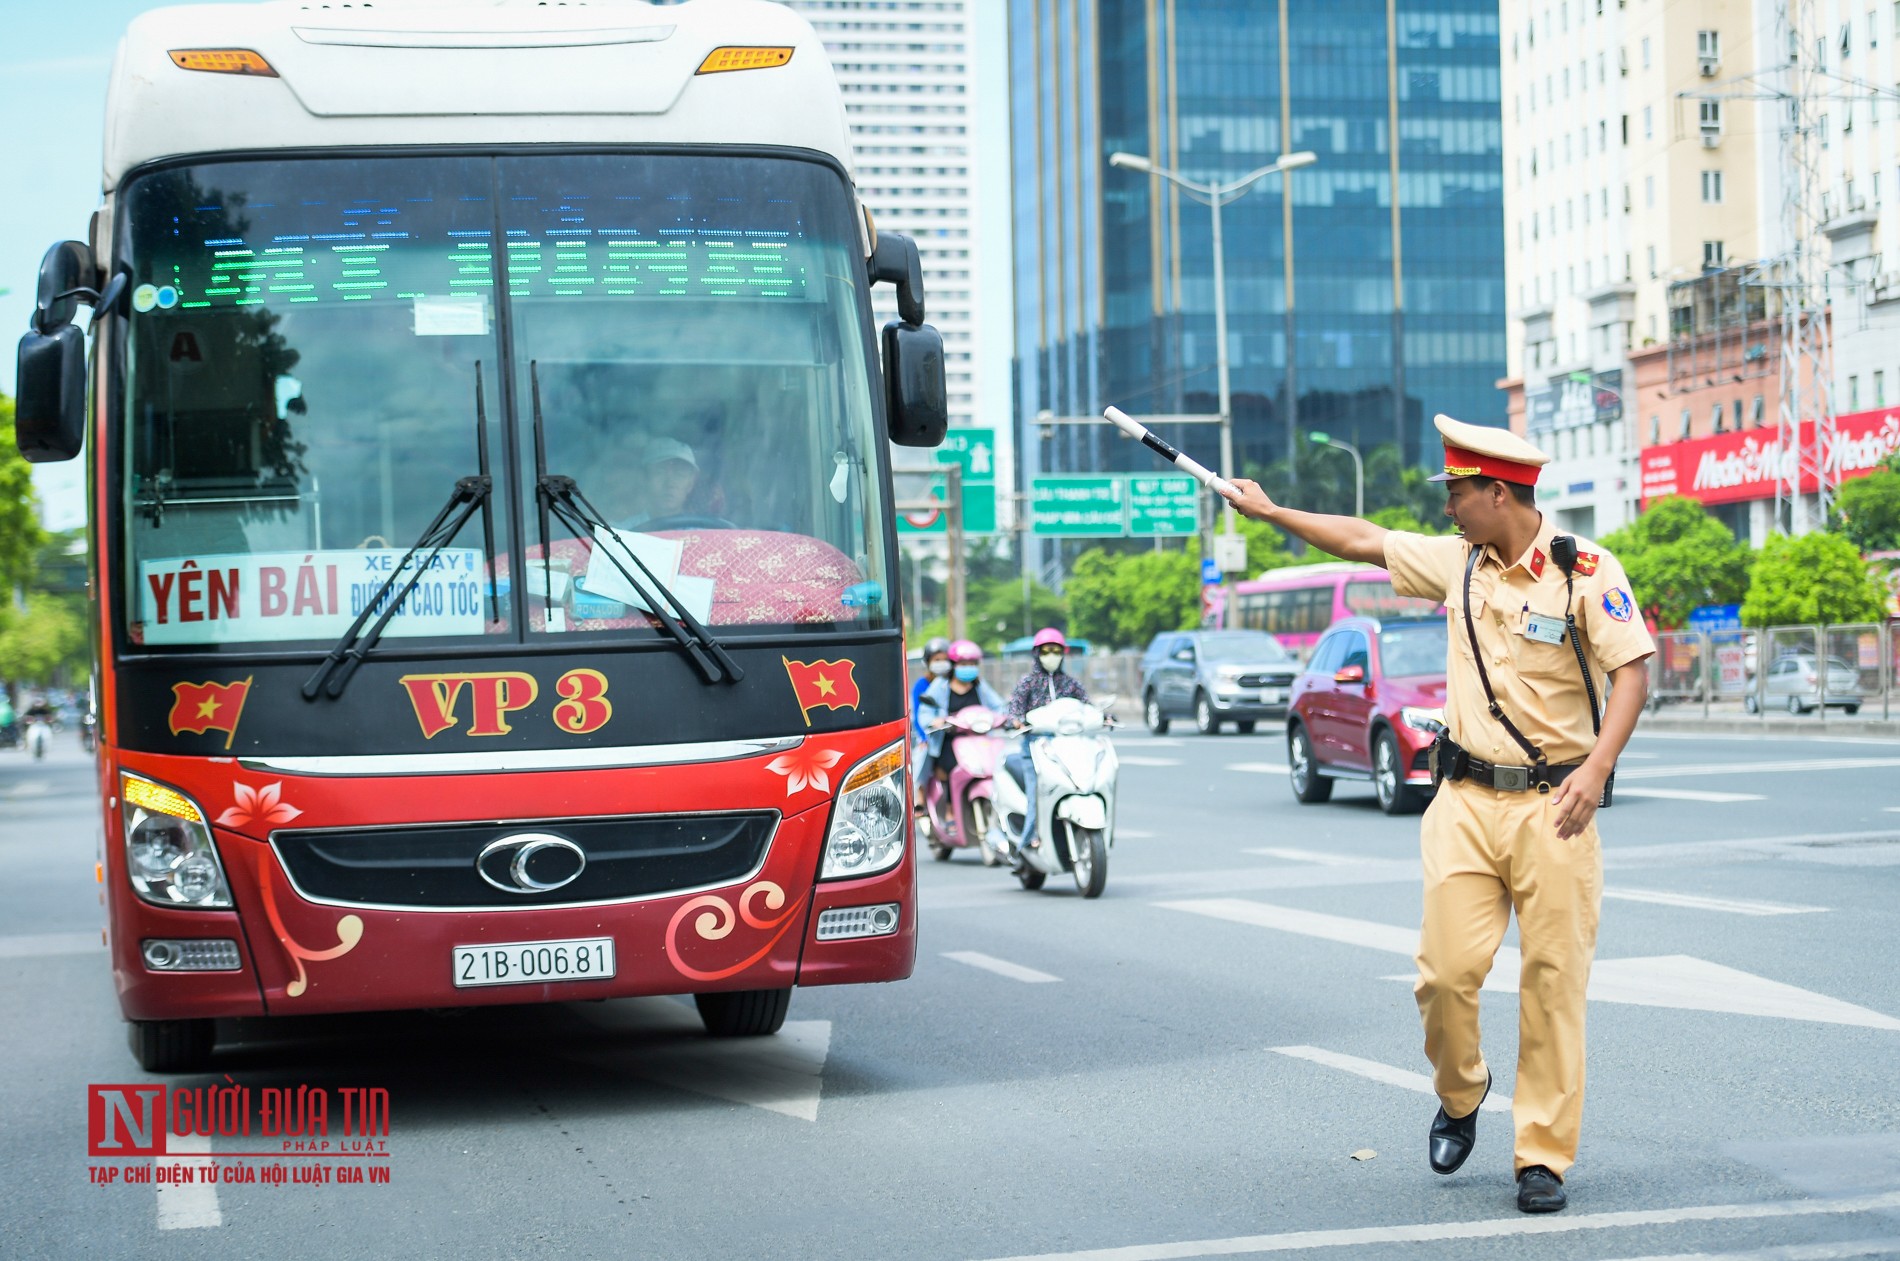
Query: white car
xmin=1748 ymin=654 xmax=1862 ymax=714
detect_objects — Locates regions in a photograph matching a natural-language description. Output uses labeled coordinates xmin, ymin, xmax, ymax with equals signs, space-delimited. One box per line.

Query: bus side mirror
xmin=869 ymin=231 xmax=925 ymax=324
xmin=16 ymin=240 xmax=108 ymax=464
xmin=881 ymin=319 xmax=947 ymax=448
xmin=16 ymin=326 xmax=88 ymax=462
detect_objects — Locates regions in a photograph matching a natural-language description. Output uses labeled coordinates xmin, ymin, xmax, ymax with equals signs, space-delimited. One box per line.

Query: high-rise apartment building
xmin=787 ymin=0 xmax=1003 ymax=489
xmin=1499 ymin=0 xmax=1764 ymax=539
xmin=1010 ymin=0 xmax=1506 ymax=502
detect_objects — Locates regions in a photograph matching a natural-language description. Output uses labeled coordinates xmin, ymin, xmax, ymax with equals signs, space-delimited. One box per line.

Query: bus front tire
xmin=695 ymin=988 xmax=791 ymax=1037
xmin=129 ymin=1018 xmax=215 ymax=1073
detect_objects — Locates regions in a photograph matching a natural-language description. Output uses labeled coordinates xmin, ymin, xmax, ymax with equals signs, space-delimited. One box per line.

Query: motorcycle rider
xmin=917 ymin=640 xmax=1006 ymax=796
xmin=1003 ymin=628 xmax=1090 ymax=860
xmin=910 ymin=637 xmax=953 ymax=806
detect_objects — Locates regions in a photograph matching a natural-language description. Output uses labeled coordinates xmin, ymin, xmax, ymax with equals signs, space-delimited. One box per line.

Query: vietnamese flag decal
xmin=781 ymin=657 xmax=861 ymax=727
xmin=168 ymin=676 xmax=255 ymax=750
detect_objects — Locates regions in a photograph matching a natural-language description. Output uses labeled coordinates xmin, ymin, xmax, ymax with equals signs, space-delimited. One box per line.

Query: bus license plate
xmin=452 ymin=937 xmax=616 ymax=988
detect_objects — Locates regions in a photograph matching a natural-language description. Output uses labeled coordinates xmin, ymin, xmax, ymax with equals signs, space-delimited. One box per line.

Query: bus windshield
xmin=116 ymin=153 xmax=890 ymax=649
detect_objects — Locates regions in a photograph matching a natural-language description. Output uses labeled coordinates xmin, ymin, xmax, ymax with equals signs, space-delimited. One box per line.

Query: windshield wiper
xmin=301 ymin=473 xmax=491 ymax=700
xmin=528 ymin=361 xmax=742 ymax=686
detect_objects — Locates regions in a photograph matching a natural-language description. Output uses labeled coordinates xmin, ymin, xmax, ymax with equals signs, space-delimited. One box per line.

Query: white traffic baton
xmin=1102 ymin=406 xmax=1240 ymax=501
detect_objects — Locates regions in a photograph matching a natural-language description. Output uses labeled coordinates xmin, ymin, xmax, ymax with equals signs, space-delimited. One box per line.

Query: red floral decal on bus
xmin=215 ymin=781 xmax=303 ymax=829
xmin=765 ymin=746 xmax=843 ymax=797
xmin=258 ymin=860 xmax=364 ymax=998
xmin=664 ymin=880 xmax=804 ymax=982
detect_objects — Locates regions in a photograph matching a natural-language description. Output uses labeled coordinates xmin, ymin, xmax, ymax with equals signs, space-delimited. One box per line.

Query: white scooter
xmin=989 ymin=697 xmax=1119 ymax=898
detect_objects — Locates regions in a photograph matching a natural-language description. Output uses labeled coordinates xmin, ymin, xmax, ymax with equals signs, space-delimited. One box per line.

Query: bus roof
xmin=1239 ymin=560 xmax=1384 ymax=587
xmin=102 ymin=0 xmax=854 ymax=193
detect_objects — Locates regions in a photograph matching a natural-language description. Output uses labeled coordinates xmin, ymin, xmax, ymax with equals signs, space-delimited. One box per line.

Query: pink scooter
xmin=918 ymin=706 xmax=1007 ymax=866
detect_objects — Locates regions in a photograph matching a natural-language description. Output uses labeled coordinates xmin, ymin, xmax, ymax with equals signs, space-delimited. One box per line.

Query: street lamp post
xmin=1308 ymin=431 xmax=1363 ymax=519
xmin=1108 ymin=149 xmax=1317 ymax=550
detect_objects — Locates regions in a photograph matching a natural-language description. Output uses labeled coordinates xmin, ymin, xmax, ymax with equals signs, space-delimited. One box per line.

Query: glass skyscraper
xmin=1010 ymin=0 xmax=1505 ymax=483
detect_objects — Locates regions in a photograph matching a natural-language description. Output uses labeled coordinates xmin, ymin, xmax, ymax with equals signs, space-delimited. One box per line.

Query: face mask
xmin=1038 ymin=652 xmax=1064 ymax=673
xmin=954 ymin=664 xmax=980 ymax=683
xmin=928 ymin=659 xmax=951 ymax=677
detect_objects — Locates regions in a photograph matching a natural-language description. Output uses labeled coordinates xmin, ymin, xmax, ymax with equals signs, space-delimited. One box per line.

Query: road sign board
xmin=1030 ymin=476 xmax=1123 ymax=536
xmin=935 ymin=428 xmax=997 ymax=481
xmin=1128 ymin=474 xmax=1200 ymax=537
xmin=1200 ymin=557 xmax=1221 ymax=585
xmin=895 ymin=478 xmax=998 ymax=535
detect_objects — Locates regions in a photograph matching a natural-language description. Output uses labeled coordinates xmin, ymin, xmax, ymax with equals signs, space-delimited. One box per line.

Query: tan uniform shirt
xmin=1383 ymin=517 xmax=1655 ymax=766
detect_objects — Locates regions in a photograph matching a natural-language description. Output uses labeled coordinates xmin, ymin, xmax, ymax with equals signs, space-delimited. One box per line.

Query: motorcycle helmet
xmin=923 ymin=635 xmax=953 ymax=677
xmin=1032 ymin=627 xmax=1067 ymax=673
xmin=947 ymin=639 xmax=983 ymax=663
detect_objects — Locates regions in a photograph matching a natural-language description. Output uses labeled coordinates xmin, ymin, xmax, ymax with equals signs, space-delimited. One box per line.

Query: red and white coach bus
xmin=14 ymin=0 xmax=947 ymax=1071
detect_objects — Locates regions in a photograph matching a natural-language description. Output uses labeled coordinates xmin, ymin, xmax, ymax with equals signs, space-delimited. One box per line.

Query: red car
xmin=1285 ymin=616 xmax=1448 ymax=815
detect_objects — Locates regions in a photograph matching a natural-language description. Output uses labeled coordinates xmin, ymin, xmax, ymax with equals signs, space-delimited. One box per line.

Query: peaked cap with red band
xmin=1426 ymin=413 xmax=1551 ymax=486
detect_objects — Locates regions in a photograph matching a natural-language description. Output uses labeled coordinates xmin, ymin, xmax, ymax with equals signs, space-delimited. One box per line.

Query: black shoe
xmin=1516 ymin=1165 xmax=1566 ymax=1213
xmin=1427 ymin=1072 xmax=1491 ymax=1174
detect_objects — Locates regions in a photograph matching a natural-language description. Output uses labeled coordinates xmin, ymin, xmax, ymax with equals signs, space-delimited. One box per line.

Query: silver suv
xmin=1141 ymin=630 xmax=1299 ymax=735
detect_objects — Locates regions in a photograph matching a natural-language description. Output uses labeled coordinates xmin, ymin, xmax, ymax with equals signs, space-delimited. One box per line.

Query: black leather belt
xmin=1431 ymin=736 xmax=1581 ymax=794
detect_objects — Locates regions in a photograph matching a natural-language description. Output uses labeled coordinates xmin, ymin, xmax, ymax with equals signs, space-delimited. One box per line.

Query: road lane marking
xmin=1619 ymin=757 xmax=1900 ymax=780
xmin=0 ymin=931 xmax=102 ymax=959
xmin=155 ymin=1131 xmax=221 ymax=1231
xmin=1243 ymin=847 xmax=1377 ymax=867
xmin=1160 ymin=899 xmax=1900 ymax=1029
xmin=1603 ymin=888 xmax=1828 ymax=916
xmin=1119 ymin=830 xmax=1157 ymax=839
xmin=942 ymin=951 xmax=1060 ymax=984
xmin=1269 ymin=1045 xmax=1511 ymax=1113
xmin=1596 ymin=1239 xmax=1900 ymax=1261
xmin=1227 ymin=762 xmax=1289 ymax=773
xmin=1158 ymin=899 xmax=1419 ymax=955
xmin=1612 ymin=787 xmax=1765 ymax=803
xmin=1116 ymin=756 xmax=1182 ymax=767
xmin=2 ymin=781 xmax=50 ymax=798
xmin=973 ymin=1190 xmax=1900 ymax=1261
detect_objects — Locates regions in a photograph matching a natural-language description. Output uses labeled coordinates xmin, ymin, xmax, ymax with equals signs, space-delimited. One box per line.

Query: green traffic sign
xmin=896 ymin=477 xmax=998 ymax=535
xmin=1126 ymin=474 xmax=1200 ymax=536
xmin=934 ymin=428 xmax=997 ymax=481
xmin=1030 ymin=476 xmax=1123 ymax=536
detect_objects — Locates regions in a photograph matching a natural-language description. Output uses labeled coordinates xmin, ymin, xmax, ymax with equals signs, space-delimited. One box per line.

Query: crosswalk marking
xmin=1160 ymin=899 xmax=1900 ymax=1029
xmin=1619 ymin=757 xmax=1900 ymax=781
xmin=155 ymin=1131 xmax=221 ymax=1231
xmin=1595 ymin=1239 xmax=1900 ymax=1261
xmin=1227 ymin=762 xmax=1289 ymax=774
xmin=1269 ymin=1045 xmax=1512 ymax=1113
xmin=974 ymin=1190 xmax=1900 ymax=1261
xmin=1612 ymin=787 xmax=1765 ymax=803
xmin=0 ymin=931 xmax=102 ymax=958
xmin=1116 ymin=755 xmax=1181 ymax=767
xmin=1603 ymin=888 xmax=1828 ymax=916
xmin=942 ymin=951 xmax=1061 ymax=984
xmin=1244 ymin=847 xmax=1378 ymax=867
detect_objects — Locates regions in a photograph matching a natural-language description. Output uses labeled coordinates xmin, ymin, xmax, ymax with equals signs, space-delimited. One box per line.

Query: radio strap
xmin=1462 ymin=547 xmax=1547 ymax=773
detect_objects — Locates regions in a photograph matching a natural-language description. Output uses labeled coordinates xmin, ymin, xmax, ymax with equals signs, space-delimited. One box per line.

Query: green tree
xmin=1234 ymin=514 xmax=1298 ymax=575
xmin=1065 ymin=548 xmax=1199 ymax=649
xmin=0 ymin=394 xmax=46 ymax=594
xmin=1599 ymin=495 xmax=1751 ymax=629
xmin=1833 ymin=467 xmax=1900 ymax=552
xmin=1740 ymin=531 xmax=1888 ymax=626
xmin=0 ymin=594 xmax=86 ymax=688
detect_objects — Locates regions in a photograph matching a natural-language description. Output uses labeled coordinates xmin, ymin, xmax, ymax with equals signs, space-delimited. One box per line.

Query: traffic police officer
xmin=1223 ymin=414 xmax=1654 ymax=1214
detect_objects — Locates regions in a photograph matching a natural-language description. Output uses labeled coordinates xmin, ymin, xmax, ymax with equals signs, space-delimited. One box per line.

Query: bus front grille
xmin=270 ymin=811 xmax=780 ymax=911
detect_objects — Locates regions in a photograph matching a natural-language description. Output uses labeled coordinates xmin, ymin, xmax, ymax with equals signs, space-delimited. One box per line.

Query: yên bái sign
xmin=138 ymin=550 xmax=486 ymax=645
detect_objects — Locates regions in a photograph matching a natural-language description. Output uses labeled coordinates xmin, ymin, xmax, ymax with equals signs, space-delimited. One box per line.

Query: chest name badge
xmin=1523 ymin=613 xmax=1566 ymax=645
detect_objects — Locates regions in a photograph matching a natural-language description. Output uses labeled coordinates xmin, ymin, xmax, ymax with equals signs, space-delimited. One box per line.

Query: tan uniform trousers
xmin=1414 ymin=777 xmax=1603 ymax=1177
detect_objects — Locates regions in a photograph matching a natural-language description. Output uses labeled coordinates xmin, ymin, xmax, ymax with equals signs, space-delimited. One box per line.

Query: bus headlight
xmin=121 ymin=774 xmax=233 ymax=909
xmin=820 ymin=742 xmax=906 ymax=880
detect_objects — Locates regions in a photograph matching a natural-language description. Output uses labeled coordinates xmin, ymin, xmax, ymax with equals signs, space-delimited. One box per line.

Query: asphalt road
xmin=5 ymin=721 xmax=1900 ymax=1260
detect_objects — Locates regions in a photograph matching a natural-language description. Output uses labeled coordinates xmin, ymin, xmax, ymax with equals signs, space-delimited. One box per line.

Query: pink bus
xmin=1223 ymin=561 xmax=1441 ymax=658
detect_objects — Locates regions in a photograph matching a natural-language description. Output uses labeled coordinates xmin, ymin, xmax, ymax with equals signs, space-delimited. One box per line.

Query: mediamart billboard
xmin=1640 ymin=409 xmax=1900 ymax=506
